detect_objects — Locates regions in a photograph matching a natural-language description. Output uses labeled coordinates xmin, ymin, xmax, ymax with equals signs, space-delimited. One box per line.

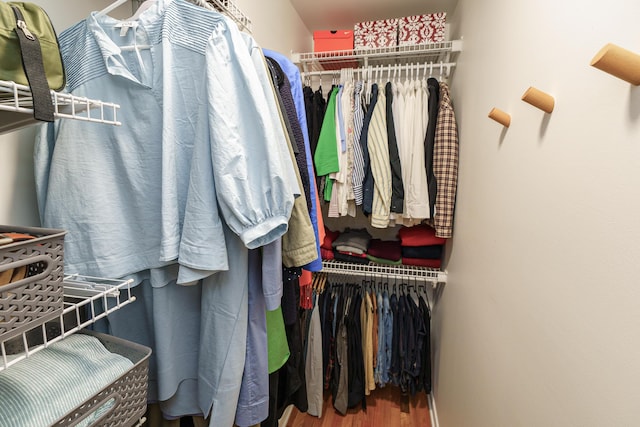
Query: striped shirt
xmin=340 ymin=80 xmax=356 ymax=217
xmin=352 ymin=81 xmax=366 ymax=205
xmin=367 ymin=87 xmax=392 ymax=228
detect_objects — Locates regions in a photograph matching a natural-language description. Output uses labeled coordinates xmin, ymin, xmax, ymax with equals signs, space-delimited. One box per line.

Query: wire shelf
xmin=208 ymin=0 xmax=252 ymax=33
xmin=132 ymin=0 xmax=252 ymax=33
xmin=0 ymin=80 xmax=121 ymax=134
xmin=292 ymin=40 xmax=463 ymax=73
xmin=321 ymin=259 xmax=447 ymax=285
xmin=0 ymin=275 xmax=136 ymax=372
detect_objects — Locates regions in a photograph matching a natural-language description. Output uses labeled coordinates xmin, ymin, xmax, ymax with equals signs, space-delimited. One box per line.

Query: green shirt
xmin=314 ymin=87 xmax=340 ymax=202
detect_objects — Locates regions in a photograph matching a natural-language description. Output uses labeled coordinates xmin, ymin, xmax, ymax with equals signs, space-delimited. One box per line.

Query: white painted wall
xmin=436 ymin=1 xmax=640 ymax=426
xmin=0 ymin=0 xmax=311 ymax=227
xmin=234 ymin=0 xmax=311 ymax=54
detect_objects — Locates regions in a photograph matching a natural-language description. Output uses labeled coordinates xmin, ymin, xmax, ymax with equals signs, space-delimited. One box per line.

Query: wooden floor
xmin=285 ymin=387 xmax=431 ymax=427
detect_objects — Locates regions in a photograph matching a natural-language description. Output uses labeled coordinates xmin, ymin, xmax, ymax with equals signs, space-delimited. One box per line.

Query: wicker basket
xmin=0 ymin=225 xmax=66 ymax=342
xmin=53 ymin=330 xmax=151 ymax=427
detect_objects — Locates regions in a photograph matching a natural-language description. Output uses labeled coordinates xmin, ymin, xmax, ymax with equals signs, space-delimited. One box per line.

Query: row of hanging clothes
xmin=303 ymin=62 xmax=459 ymax=239
xmin=32 ymin=1 xmax=327 ymax=427
xmin=298 ymin=272 xmax=433 ymax=416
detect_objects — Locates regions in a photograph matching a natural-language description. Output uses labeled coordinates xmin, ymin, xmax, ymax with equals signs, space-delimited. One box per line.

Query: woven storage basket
xmin=0 ymin=225 xmax=66 ymax=342
xmin=53 ymin=330 xmax=151 ymax=427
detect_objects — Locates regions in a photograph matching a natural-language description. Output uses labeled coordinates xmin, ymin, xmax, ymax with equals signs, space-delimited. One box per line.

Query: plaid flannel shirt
xmin=429 ymin=82 xmax=459 ymax=238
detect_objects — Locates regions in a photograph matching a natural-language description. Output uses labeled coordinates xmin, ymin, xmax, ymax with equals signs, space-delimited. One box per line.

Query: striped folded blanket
xmin=0 ymin=334 xmax=134 ymax=427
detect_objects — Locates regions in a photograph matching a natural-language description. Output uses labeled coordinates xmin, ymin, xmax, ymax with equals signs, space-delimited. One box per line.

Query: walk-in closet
xmin=1 ymin=0 xmax=639 ymax=426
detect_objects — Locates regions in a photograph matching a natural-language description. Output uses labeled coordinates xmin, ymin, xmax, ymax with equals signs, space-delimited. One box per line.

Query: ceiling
xmin=289 ymin=0 xmax=459 ymax=32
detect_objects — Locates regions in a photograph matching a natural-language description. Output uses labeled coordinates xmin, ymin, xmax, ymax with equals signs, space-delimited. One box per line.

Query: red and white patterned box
xmin=398 ymin=13 xmax=446 ymax=46
xmin=354 ymin=19 xmax=399 ymax=49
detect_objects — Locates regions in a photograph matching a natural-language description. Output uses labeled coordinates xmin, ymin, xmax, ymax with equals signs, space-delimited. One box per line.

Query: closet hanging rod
xmin=321 ymin=260 xmax=447 ymax=286
xmin=301 ymin=61 xmax=456 ymax=79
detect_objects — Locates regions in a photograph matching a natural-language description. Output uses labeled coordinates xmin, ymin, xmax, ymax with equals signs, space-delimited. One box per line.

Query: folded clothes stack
xmin=0 ymin=334 xmax=134 ymax=427
xmin=332 ymin=228 xmax=372 ymax=264
xmin=397 ymin=224 xmax=446 ymax=268
xmin=366 ymin=239 xmax=402 ymax=265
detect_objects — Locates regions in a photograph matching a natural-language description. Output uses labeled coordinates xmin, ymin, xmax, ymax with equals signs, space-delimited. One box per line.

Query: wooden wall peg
xmin=488 ymin=108 xmax=511 ymax=127
xmin=521 ymin=87 xmax=554 ymax=113
xmin=590 ymin=43 xmax=640 ymax=85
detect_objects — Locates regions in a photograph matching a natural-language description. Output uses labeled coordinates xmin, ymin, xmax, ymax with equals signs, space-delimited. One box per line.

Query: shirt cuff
xmin=238 ymin=215 xmax=289 ymax=249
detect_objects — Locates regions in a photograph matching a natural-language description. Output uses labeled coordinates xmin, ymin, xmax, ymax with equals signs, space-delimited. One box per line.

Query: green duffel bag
xmin=0 ymin=2 xmax=66 ymax=121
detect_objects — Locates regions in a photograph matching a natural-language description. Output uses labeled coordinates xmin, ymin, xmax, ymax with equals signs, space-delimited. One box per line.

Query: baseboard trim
xmin=428 ymin=393 xmax=440 ymax=427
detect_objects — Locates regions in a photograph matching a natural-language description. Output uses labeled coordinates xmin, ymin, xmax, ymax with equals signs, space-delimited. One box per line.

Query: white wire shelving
xmin=0 ymin=274 xmax=136 ymax=372
xmin=134 ymin=0 xmax=252 ymax=33
xmin=321 ymin=259 xmax=447 ymax=286
xmin=292 ymin=39 xmax=463 ymax=76
xmin=208 ymin=0 xmax=252 ymax=33
xmin=0 ymin=80 xmax=121 ymax=134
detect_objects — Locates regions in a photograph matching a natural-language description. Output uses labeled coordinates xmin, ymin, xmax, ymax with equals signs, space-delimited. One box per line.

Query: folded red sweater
xmin=398 ymin=224 xmax=446 ymax=247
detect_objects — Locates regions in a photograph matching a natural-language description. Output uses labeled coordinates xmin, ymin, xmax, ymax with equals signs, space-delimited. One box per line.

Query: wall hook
xmin=521 ymin=86 xmax=554 ymax=113
xmin=488 ymin=108 xmax=511 ymax=127
xmin=590 ymin=43 xmax=640 ymax=85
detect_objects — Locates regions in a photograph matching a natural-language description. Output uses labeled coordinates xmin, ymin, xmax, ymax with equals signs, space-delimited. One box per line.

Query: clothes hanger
xmin=413 ymin=276 xmax=421 ymax=302
xmin=187 ymin=0 xmax=215 ymax=11
xmin=417 ymin=283 xmax=424 ymax=299
xmin=97 ymin=0 xmax=129 ymax=16
xmin=365 ymin=65 xmax=371 ymax=100
xmin=103 ymin=0 xmax=153 ymax=52
xmin=126 ymin=0 xmax=156 ymax=20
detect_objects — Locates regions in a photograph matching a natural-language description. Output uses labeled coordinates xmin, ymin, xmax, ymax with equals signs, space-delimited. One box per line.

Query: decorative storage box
xmin=354 ymin=18 xmax=399 ymax=49
xmin=398 ymin=13 xmax=446 ymax=46
xmin=0 ymin=225 xmax=66 ymax=342
xmin=53 ymin=331 xmax=151 ymax=427
xmin=313 ymin=30 xmax=354 ymax=52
